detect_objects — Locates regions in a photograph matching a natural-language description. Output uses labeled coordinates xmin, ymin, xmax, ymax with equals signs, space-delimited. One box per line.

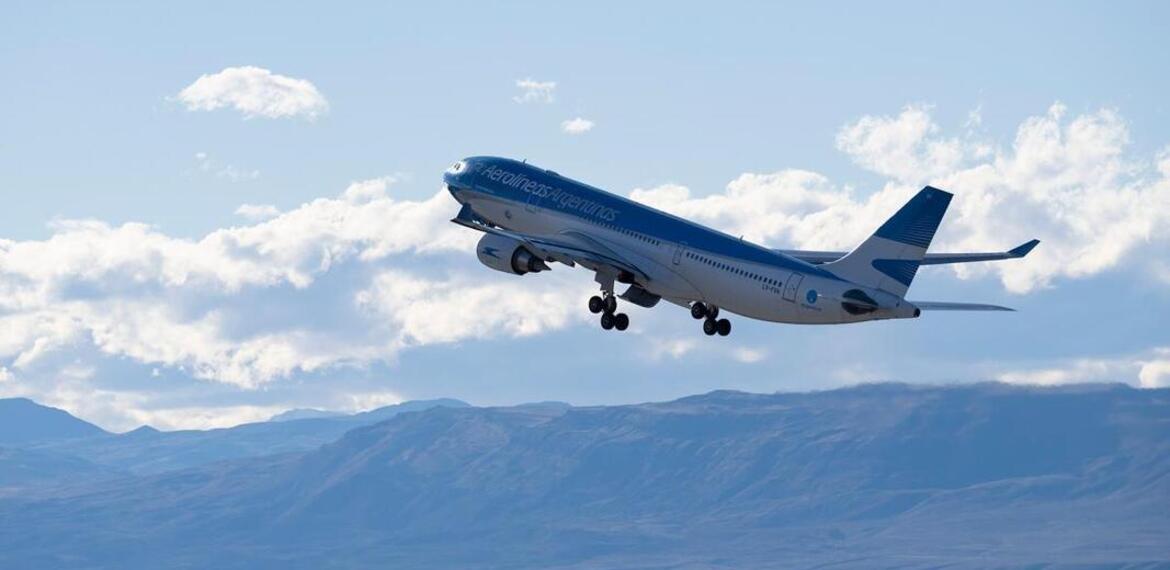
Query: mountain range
xmin=0 ymin=383 xmax=1166 ymax=568
xmin=1 ymin=397 xmax=469 ymax=480
xmin=0 ymin=397 xmax=107 ymax=445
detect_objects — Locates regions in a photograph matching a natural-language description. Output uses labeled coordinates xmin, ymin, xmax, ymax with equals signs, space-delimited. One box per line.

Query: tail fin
xmin=824 ymin=186 xmax=952 ymax=298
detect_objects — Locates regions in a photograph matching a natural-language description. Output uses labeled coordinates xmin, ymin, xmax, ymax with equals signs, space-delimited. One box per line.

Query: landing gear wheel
xmin=702 ymin=319 xmax=718 ymax=336
xmin=613 ymin=313 xmax=629 ymax=331
xmin=690 ymin=303 xmax=707 ymax=320
xmin=707 ymin=305 xmax=719 ymax=319
xmin=716 ymin=318 xmax=731 ymax=336
xmin=588 ymin=296 xmax=605 ymax=314
xmin=604 ymin=295 xmax=618 ymax=314
xmin=600 ymin=312 xmax=615 ymax=330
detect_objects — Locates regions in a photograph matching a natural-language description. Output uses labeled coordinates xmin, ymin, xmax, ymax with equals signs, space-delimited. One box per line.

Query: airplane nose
xmin=447 ymin=183 xmax=466 ymax=203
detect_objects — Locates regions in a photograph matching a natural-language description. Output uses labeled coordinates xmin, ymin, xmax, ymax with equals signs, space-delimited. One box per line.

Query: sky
xmin=1 ymin=1 xmax=1169 ymax=431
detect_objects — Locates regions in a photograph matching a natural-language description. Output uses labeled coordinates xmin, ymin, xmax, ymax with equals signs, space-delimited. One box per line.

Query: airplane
xmin=443 ymin=156 xmax=1039 ymax=336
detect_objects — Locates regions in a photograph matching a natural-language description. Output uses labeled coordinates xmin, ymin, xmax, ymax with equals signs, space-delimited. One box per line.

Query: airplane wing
xmin=777 ymin=239 xmax=1040 ymax=266
xmin=451 ymin=204 xmax=650 ymax=282
xmin=911 ymin=301 xmax=1015 ymax=311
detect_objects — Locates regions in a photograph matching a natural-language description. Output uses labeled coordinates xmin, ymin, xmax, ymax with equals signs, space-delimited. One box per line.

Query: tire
xmin=600 ymin=312 xmax=615 ymax=330
xmin=702 ymin=319 xmax=718 ymax=336
xmin=588 ymin=296 xmax=605 ymax=314
xmin=690 ymin=303 xmax=706 ymax=320
xmin=604 ymin=295 xmax=618 ymax=314
xmin=614 ymin=313 xmax=629 ymax=331
xmin=707 ymin=305 xmax=719 ymax=319
xmin=716 ymin=318 xmax=731 ymax=336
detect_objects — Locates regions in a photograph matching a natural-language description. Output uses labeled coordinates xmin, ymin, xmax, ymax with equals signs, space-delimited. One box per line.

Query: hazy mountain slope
xmin=1 ymin=384 xmax=1166 ymax=569
xmin=0 ymin=447 xmax=124 ymax=491
xmin=30 ymin=398 xmax=469 ymax=475
xmin=0 ymin=398 xmax=107 ymax=445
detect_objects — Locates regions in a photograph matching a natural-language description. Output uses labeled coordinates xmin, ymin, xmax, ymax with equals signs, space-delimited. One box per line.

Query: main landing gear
xmin=589 ymin=293 xmax=629 ymax=331
xmin=691 ymin=302 xmax=731 ymax=337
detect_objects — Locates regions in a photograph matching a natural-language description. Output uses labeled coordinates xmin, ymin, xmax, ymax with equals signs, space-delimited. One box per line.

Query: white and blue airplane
xmin=444 ymin=156 xmax=1038 ymax=336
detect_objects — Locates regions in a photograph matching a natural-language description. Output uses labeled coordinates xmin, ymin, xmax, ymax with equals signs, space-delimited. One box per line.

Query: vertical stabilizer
xmin=824 ymin=186 xmax=952 ymax=297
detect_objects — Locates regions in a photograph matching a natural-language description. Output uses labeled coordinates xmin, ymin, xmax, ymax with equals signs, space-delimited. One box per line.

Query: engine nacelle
xmin=476 ymin=234 xmax=550 ymax=275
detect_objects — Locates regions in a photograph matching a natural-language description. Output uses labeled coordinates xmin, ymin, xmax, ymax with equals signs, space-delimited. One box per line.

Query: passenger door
xmin=783 ymin=272 xmax=804 ymax=302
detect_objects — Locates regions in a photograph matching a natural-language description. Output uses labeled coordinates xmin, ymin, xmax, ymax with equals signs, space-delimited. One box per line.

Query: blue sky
xmin=2 ymin=2 xmax=1168 ymax=430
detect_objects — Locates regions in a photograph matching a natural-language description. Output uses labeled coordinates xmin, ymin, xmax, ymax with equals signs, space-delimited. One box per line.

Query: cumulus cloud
xmin=0 ymin=176 xmax=537 ymax=392
xmin=513 ymin=78 xmax=556 ymax=104
xmin=175 ymin=66 xmax=328 ymax=120
xmin=357 ymin=272 xmax=589 ymax=348
xmin=835 ymin=104 xmax=968 ymax=183
xmin=997 ymin=348 xmax=1170 ymax=389
xmin=561 ymin=117 xmax=595 ymax=134
xmin=632 ymin=103 xmax=1170 ymax=293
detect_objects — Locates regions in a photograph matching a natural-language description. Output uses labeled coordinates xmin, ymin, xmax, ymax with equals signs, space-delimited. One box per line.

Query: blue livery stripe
xmin=454 ymin=156 xmax=843 ymax=280
xmin=873 ymin=186 xmax=952 ymax=249
xmin=871 ymin=259 xmax=920 ymax=286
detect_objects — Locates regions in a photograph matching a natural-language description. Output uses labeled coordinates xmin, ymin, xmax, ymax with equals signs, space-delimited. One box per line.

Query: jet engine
xmin=476 ymin=234 xmax=550 ymax=275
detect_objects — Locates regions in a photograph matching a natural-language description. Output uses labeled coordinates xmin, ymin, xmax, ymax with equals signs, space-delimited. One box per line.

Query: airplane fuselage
xmin=444 ymin=156 xmax=917 ymax=325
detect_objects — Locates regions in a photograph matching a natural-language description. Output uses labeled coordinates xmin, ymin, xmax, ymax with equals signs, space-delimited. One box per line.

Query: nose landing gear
xmin=691 ymin=303 xmax=731 ymax=337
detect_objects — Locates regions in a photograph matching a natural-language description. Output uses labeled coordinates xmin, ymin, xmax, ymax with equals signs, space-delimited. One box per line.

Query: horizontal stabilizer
xmin=919 ymin=239 xmax=1040 ymax=265
xmin=912 ymin=301 xmax=1015 ymax=312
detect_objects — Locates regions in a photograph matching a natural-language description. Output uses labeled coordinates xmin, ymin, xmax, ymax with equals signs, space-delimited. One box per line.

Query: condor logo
xmin=481 ymin=246 xmax=501 ymax=259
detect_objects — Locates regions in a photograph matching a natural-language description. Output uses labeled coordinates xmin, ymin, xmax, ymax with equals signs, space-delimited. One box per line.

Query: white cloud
xmin=0 ymin=176 xmax=514 ymax=389
xmin=561 ymin=117 xmax=595 ymax=134
xmin=175 ymin=66 xmax=328 ymax=120
xmin=357 ymin=271 xmax=589 ymax=348
xmin=648 ymin=337 xmax=699 ymax=361
xmin=632 ymin=103 xmax=1170 ymax=293
xmin=1138 ymin=349 xmax=1170 ymax=388
xmin=836 ymin=104 xmax=965 ymax=183
xmin=997 ymin=359 xmax=1124 ymax=386
xmin=131 ymin=404 xmax=287 ymax=431
xmin=731 ymin=347 xmax=767 ymax=364
xmin=341 ymin=390 xmax=404 ymax=413
xmin=645 ymin=338 xmax=767 ymax=364
xmin=997 ymin=348 xmax=1170 ymax=389
xmin=0 ymin=177 xmax=473 ymax=301
xmin=513 ymin=78 xmax=556 ymax=104
xmin=234 ymin=204 xmax=281 ymax=221
xmin=46 ymin=384 xmax=284 ymax=431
